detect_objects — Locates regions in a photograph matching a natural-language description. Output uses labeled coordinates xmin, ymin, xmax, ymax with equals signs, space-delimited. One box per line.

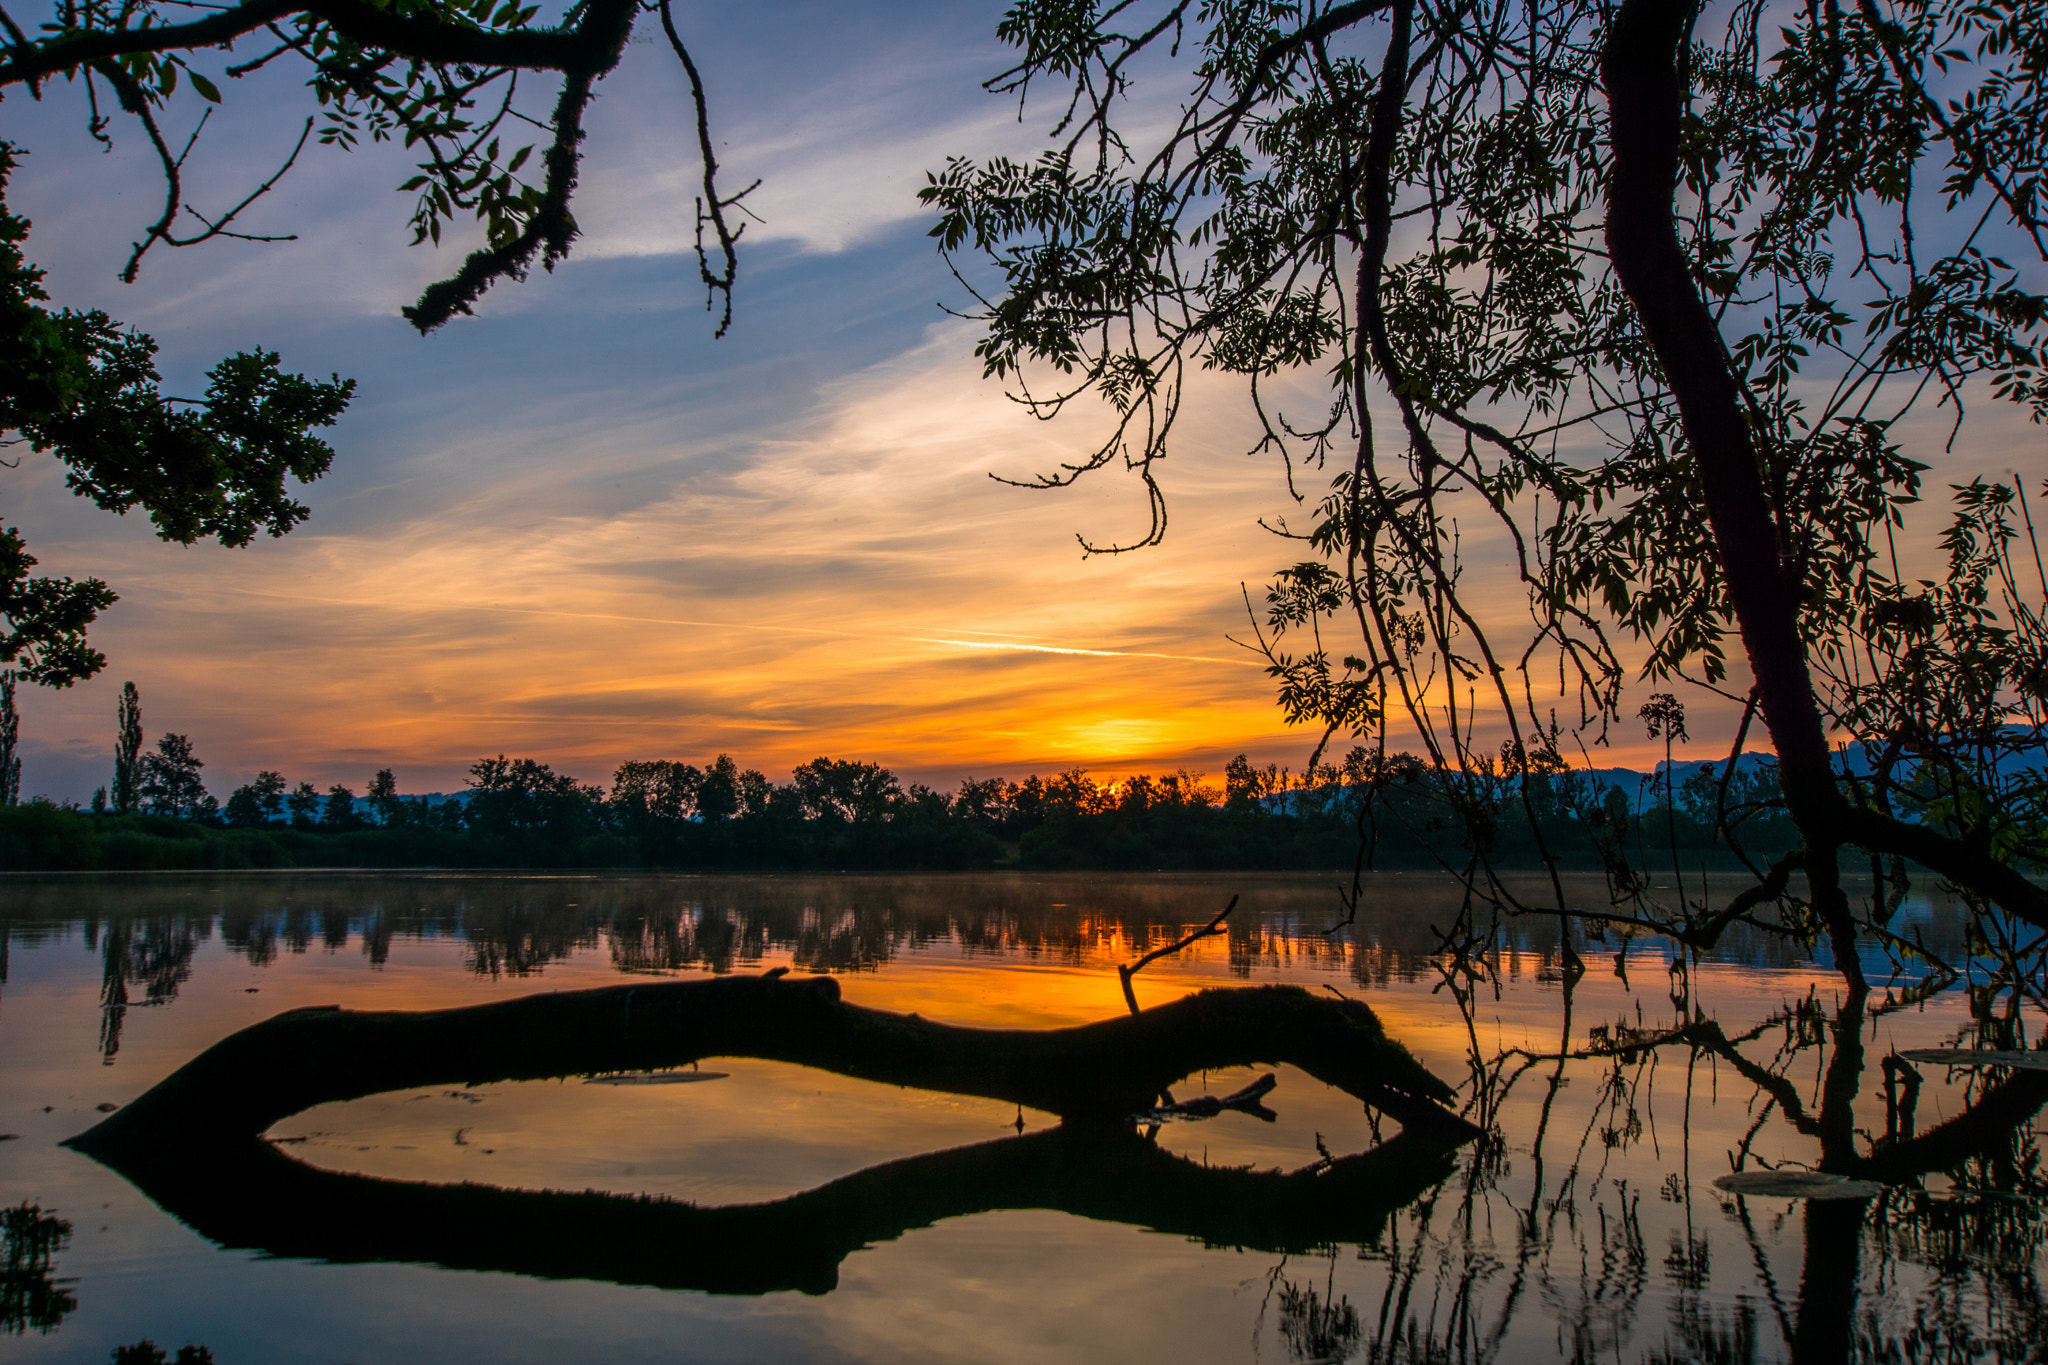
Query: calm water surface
xmin=0 ymin=870 xmax=2039 ymax=1363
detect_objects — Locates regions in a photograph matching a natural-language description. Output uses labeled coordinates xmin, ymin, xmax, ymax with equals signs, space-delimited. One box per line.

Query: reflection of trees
xmin=9 ymin=871 xmax=2010 ymax=992
xmin=1324 ymin=953 xmax=2048 ymax=1364
xmin=0 ymin=1202 xmax=75 ymax=1336
xmin=1861 ymin=1184 xmax=2048 ymax=1363
xmin=4 ymin=875 xmax=2015 ymax=1002
xmin=22 ymin=874 xmax=2048 ymax=1357
xmin=1643 ymin=1297 xmax=1758 ymax=1365
xmin=93 ymin=916 xmax=199 ymax=1062
xmin=607 ymin=905 xmax=770 ymax=975
xmin=460 ymin=896 xmax=601 ymax=978
xmin=1271 ymin=1260 xmax=1363 ymax=1365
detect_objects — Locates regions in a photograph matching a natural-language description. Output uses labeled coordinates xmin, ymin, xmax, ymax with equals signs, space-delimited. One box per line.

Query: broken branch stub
xmin=1131 ymin=1071 xmax=1280 ymax=1124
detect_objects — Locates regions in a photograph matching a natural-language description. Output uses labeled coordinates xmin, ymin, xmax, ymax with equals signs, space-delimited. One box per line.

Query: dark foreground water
xmin=0 ymin=870 xmax=2040 ymax=1364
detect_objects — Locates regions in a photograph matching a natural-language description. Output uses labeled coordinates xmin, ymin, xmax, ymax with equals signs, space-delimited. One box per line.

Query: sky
xmin=3 ymin=0 xmax=2040 ymax=804
xmin=3 ymin=0 xmax=1347 ymax=802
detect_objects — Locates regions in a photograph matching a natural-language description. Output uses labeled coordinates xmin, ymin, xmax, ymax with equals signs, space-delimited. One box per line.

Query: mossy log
xmin=70 ymin=974 xmax=1476 ymax=1152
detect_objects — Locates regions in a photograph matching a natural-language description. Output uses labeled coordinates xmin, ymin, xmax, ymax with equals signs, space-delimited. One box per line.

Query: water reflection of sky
xmin=1 ymin=870 xmax=2043 ymax=1363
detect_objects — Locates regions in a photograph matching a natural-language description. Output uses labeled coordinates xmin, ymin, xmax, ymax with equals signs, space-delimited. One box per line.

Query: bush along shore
xmin=0 ymin=746 xmax=1797 ymax=874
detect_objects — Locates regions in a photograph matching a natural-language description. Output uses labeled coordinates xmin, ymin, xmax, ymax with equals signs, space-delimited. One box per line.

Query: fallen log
xmin=68 ymin=975 xmax=1478 ymax=1153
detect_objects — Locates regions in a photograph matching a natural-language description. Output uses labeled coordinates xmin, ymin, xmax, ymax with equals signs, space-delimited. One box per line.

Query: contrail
xmin=217 ymin=589 xmax=1259 ymax=667
xmin=914 ymin=636 xmax=1248 ymax=664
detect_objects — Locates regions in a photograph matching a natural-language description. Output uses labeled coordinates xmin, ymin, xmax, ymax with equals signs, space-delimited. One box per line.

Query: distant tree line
xmin=0 ymin=683 xmax=1798 ymax=873
xmin=196 ymin=745 xmax=1797 ymax=872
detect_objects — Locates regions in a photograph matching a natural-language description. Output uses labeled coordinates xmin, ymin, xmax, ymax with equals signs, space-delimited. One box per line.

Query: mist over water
xmin=0 ymin=870 xmax=2038 ymax=1363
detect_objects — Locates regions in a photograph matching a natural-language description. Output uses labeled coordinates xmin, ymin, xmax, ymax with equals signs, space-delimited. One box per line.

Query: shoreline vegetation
xmin=0 ymin=748 xmax=1795 ymax=874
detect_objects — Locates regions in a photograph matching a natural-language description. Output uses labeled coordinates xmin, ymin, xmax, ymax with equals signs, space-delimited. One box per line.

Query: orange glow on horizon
xmin=12 ymin=323 xmax=1765 ymax=799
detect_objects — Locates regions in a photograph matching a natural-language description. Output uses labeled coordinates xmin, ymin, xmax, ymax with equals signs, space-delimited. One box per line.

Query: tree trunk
xmin=1601 ymin=0 xmax=1865 ymax=987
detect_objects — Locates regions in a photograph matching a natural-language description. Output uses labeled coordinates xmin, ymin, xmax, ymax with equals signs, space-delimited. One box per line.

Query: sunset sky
xmin=4 ymin=0 xmax=2035 ymax=803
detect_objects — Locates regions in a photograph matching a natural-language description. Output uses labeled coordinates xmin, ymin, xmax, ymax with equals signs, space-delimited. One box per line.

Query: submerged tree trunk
xmin=1601 ymin=0 xmax=1870 ymax=989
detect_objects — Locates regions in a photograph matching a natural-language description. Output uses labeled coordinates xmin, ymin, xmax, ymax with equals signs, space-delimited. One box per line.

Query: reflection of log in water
xmin=65 ymin=974 xmax=1477 ymax=1294
xmin=76 ymin=1120 xmax=1464 ymax=1296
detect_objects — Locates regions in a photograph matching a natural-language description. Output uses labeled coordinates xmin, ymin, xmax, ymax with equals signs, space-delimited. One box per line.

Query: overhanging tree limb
xmin=1 ymin=0 xmax=741 ymax=333
xmin=0 ymin=0 xmax=629 ymax=87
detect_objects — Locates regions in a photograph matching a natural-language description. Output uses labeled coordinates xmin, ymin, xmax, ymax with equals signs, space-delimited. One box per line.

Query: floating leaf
xmin=583 ymin=1071 xmax=730 ymax=1086
xmin=1713 ymin=1170 xmax=1885 ymax=1199
xmin=1894 ymin=1049 xmax=2048 ymax=1070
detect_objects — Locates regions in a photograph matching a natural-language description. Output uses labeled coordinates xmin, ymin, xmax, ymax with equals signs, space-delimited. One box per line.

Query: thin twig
xmin=658 ymin=0 xmax=755 ymax=338
xmin=1117 ymin=894 xmax=1237 ymax=1015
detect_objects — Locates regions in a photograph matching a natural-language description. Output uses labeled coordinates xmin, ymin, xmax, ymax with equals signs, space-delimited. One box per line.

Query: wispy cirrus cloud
xmin=14 ymin=307 xmax=1317 ymax=797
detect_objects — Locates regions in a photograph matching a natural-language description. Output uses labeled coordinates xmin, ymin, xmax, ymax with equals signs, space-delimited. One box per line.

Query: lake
xmin=0 ymin=869 xmax=2038 ymax=1363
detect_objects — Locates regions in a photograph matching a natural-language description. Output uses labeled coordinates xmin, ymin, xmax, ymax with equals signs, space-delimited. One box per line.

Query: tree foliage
xmin=0 ymin=148 xmax=353 ymax=687
xmin=0 ymin=670 xmax=18 ymax=806
xmin=111 ymin=679 xmax=142 ymax=813
xmin=0 ymin=0 xmax=752 ymax=332
xmin=928 ymin=0 xmax=2048 ymax=985
xmin=137 ymin=731 xmax=208 ymax=817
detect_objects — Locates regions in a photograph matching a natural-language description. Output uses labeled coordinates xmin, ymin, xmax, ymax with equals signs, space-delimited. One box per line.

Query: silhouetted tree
xmin=111 ymin=682 xmax=141 ymax=814
xmin=1225 ymin=754 xmax=1289 ymax=812
xmin=612 ymin=760 xmax=702 ymax=822
xmin=0 ymin=670 xmax=17 ymax=806
xmin=223 ymin=770 xmax=286 ymax=828
xmin=953 ymin=776 xmax=1013 ymax=833
xmin=111 ymin=1343 xmax=214 ymax=1365
xmin=0 ymin=0 xmax=753 ymax=338
xmin=366 ymin=768 xmax=404 ymax=827
xmin=138 ymin=734 xmax=206 ymax=818
xmin=611 ymin=760 xmax=703 ymax=858
xmin=791 ymin=757 xmax=900 ymax=825
xmin=465 ymin=755 xmax=600 ymax=863
xmin=697 ymin=754 xmax=743 ymax=822
xmin=321 ymin=784 xmax=360 ymax=830
xmin=930 ymin=0 xmax=2048 ymax=980
xmin=285 ymin=781 xmax=321 ymax=828
xmin=736 ymin=766 xmax=773 ymax=816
